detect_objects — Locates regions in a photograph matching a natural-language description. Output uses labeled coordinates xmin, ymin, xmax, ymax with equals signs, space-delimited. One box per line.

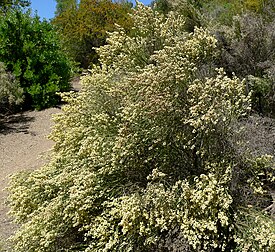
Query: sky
xmin=30 ymin=0 xmax=152 ymax=20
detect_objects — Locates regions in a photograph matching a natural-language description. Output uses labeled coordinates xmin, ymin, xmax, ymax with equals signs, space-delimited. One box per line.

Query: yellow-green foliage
xmin=244 ymin=0 xmax=265 ymax=12
xmin=192 ymin=0 xmax=267 ymax=25
xmin=8 ymin=2 xmax=274 ymax=252
xmin=53 ymin=0 xmax=133 ymax=68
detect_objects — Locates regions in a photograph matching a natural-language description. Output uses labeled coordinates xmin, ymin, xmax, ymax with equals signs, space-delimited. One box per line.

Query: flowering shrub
xmin=8 ymin=3 xmax=274 ymax=252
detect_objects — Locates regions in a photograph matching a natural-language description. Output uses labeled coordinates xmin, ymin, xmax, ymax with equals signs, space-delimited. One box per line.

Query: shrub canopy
xmin=8 ymin=3 xmax=275 ymax=252
xmin=0 ymin=9 xmax=72 ymax=110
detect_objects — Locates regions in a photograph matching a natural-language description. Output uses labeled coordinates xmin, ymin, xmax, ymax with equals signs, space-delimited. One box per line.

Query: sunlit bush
xmin=8 ymin=3 xmax=274 ymax=252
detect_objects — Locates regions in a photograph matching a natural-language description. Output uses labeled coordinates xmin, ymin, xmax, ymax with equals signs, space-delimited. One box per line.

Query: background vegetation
xmin=0 ymin=9 xmax=72 ymax=110
xmin=152 ymin=0 xmax=275 ymax=116
xmin=0 ymin=0 xmax=134 ymax=112
xmin=53 ymin=0 xmax=133 ymax=68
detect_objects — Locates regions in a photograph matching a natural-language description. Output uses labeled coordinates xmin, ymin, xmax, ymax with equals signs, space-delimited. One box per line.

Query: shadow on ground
xmin=0 ymin=113 xmax=34 ymax=135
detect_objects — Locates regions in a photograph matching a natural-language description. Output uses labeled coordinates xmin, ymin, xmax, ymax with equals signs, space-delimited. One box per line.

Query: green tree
xmin=0 ymin=9 xmax=72 ymax=110
xmin=8 ymin=3 xmax=274 ymax=252
xmin=0 ymin=0 xmax=30 ymax=7
xmin=0 ymin=0 xmax=30 ymax=13
xmin=53 ymin=0 xmax=133 ymax=68
xmin=55 ymin=0 xmax=77 ymax=16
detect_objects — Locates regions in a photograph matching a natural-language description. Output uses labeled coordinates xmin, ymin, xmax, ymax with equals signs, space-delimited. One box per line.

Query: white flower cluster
xmin=234 ymin=208 xmax=275 ymax=252
xmin=84 ymin=169 xmax=233 ymax=251
xmin=187 ymin=69 xmax=250 ymax=134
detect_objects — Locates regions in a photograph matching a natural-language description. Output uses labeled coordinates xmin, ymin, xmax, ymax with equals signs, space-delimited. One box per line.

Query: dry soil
xmin=0 ymin=107 xmax=61 ymax=251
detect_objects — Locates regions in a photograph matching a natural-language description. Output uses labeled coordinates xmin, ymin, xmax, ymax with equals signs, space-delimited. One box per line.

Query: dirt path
xmin=0 ymin=108 xmax=61 ymax=250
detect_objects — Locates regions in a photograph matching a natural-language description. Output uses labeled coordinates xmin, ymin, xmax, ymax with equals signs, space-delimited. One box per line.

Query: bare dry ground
xmin=0 ymin=108 xmax=61 ymax=251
